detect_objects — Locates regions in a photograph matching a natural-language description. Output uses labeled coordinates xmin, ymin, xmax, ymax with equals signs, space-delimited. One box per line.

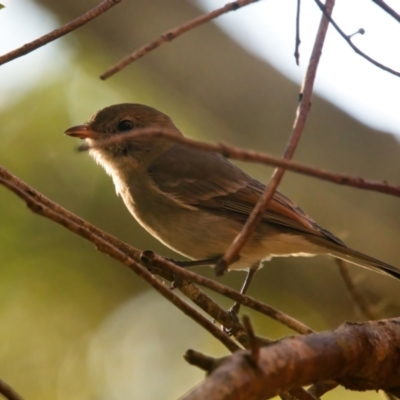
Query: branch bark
xmin=183 ymin=318 xmax=400 ymax=400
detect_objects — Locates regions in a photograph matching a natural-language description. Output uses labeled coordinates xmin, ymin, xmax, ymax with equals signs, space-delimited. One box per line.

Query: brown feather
xmin=148 ymin=144 xmax=344 ymax=246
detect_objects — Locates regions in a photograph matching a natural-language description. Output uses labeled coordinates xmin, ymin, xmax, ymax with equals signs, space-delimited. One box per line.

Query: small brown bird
xmin=65 ymin=103 xmax=400 ymax=296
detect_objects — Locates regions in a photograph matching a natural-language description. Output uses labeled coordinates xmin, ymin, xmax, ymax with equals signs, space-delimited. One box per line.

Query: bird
xmin=64 ymin=103 xmax=400 ymax=302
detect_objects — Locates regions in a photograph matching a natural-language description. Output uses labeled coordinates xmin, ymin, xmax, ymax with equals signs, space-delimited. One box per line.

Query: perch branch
xmin=0 ymin=167 xmax=239 ymax=353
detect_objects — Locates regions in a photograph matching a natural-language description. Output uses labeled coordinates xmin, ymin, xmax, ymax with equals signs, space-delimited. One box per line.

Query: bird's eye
xmin=117 ymin=120 xmax=134 ymax=132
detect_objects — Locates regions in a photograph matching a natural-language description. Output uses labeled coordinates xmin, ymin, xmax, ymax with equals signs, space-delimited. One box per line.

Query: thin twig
xmin=0 ymin=0 xmax=121 ymax=67
xmin=100 ymin=0 xmax=260 ymax=79
xmin=216 ymin=0 xmax=336 ymax=274
xmin=371 ymin=0 xmax=400 ymax=24
xmin=382 ymin=391 xmax=398 ymax=400
xmin=281 ymin=388 xmax=321 ymax=400
xmin=143 ymin=253 xmax=314 ymax=335
xmin=0 ymin=378 xmax=24 ymax=400
xmin=307 ymin=380 xmax=338 ymax=398
xmin=242 ymin=315 xmax=259 ymax=363
xmin=141 ymin=253 xmax=251 ymax=343
xmin=184 ymin=349 xmax=223 ymax=374
xmin=336 ymin=259 xmax=378 ymax=320
xmin=294 ymin=0 xmax=301 ymax=65
xmin=314 ymin=0 xmax=400 ymax=77
xmin=0 ymin=166 xmax=311 ymax=336
xmin=80 ymin=128 xmax=400 ymax=198
xmin=0 ymin=168 xmax=239 ymax=353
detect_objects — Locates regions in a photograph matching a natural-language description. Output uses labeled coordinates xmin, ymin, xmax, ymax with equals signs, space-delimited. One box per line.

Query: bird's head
xmin=65 ymin=103 xmax=182 ymax=176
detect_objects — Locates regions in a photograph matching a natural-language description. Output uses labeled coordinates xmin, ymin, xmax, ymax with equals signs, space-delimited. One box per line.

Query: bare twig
xmin=0 ymin=0 xmax=121 ymax=67
xmin=184 ymin=349 xmax=224 ymax=374
xmin=314 ymin=0 xmax=400 ymax=77
xmin=336 ymin=259 xmax=378 ymax=320
xmin=216 ymin=0 xmax=336 ymax=274
xmin=371 ymin=0 xmax=400 ymax=24
xmin=0 ymin=166 xmax=311 ymax=337
xmin=382 ymin=391 xmax=399 ymax=400
xmin=281 ymin=388 xmax=321 ymax=400
xmin=80 ymin=128 xmax=400 ymax=198
xmin=141 ymin=252 xmax=251 ymax=343
xmin=242 ymin=315 xmax=259 ymax=364
xmin=142 ymin=253 xmax=314 ymax=335
xmin=0 ymin=167 xmax=239 ymax=353
xmin=308 ymin=381 xmax=338 ymax=398
xmin=0 ymin=378 xmax=24 ymax=400
xmin=100 ymin=0 xmax=260 ymax=79
xmin=294 ymin=0 xmax=301 ymax=65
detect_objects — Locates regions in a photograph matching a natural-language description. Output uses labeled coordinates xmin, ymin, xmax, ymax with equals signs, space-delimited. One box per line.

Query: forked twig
xmin=216 ymin=0 xmax=336 ymax=274
xmin=314 ymin=0 xmax=400 ymax=77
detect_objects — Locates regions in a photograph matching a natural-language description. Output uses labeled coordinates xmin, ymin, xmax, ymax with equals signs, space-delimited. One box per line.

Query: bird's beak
xmin=64 ymin=124 xmax=99 ymax=140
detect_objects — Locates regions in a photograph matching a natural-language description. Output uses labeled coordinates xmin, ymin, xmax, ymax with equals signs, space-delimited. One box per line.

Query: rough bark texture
xmin=184 ymin=319 xmax=400 ymax=400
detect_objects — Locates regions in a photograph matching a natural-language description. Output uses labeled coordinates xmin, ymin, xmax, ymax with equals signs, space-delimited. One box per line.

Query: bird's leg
xmin=229 ymin=263 xmax=260 ymax=317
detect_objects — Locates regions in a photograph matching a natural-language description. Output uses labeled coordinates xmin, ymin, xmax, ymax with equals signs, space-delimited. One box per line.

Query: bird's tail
xmin=329 ymin=247 xmax=400 ymax=280
xmin=308 ymin=236 xmax=400 ymax=280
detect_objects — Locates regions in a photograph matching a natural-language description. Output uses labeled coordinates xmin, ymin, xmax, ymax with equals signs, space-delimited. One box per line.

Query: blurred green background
xmin=0 ymin=0 xmax=399 ymax=399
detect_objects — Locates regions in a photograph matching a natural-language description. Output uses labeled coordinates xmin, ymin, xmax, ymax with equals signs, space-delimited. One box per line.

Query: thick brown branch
xmin=0 ymin=0 xmax=121 ymax=67
xmin=100 ymin=0 xmax=259 ymax=79
xmin=216 ymin=0 xmax=335 ymax=273
xmin=183 ymin=318 xmax=400 ymax=400
xmin=81 ymin=129 xmax=400 ymax=198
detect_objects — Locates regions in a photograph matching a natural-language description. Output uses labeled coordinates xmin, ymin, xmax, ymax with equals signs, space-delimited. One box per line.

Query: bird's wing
xmin=148 ymin=144 xmax=344 ymax=245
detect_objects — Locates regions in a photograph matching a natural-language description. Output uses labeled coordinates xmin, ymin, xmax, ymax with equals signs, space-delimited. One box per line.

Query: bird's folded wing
xmin=148 ymin=144 xmax=344 ymax=245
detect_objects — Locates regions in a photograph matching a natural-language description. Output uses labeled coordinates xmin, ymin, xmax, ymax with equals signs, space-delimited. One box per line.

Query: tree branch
xmin=183 ymin=318 xmax=400 ymax=400
xmin=143 ymin=252 xmax=314 ymax=335
xmin=314 ymin=0 xmax=400 ymax=77
xmin=0 ymin=165 xmax=312 ymax=338
xmin=0 ymin=0 xmax=121 ymax=67
xmin=0 ymin=166 xmax=239 ymax=353
xmin=0 ymin=378 xmax=24 ymax=400
xmin=294 ymin=0 xmax=301 ymax=65
xmin=80 ymin=128 xmax=400 ymax=198
xmin=371 ymin=0 xmax=400 ymax=24
xmin=100 ymin=0 xmax=260 ymax=79
xmin=216 ymin=0 xmax=335 ymax=273
xmin=336 ymin=259 xmax=378 ymax=320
